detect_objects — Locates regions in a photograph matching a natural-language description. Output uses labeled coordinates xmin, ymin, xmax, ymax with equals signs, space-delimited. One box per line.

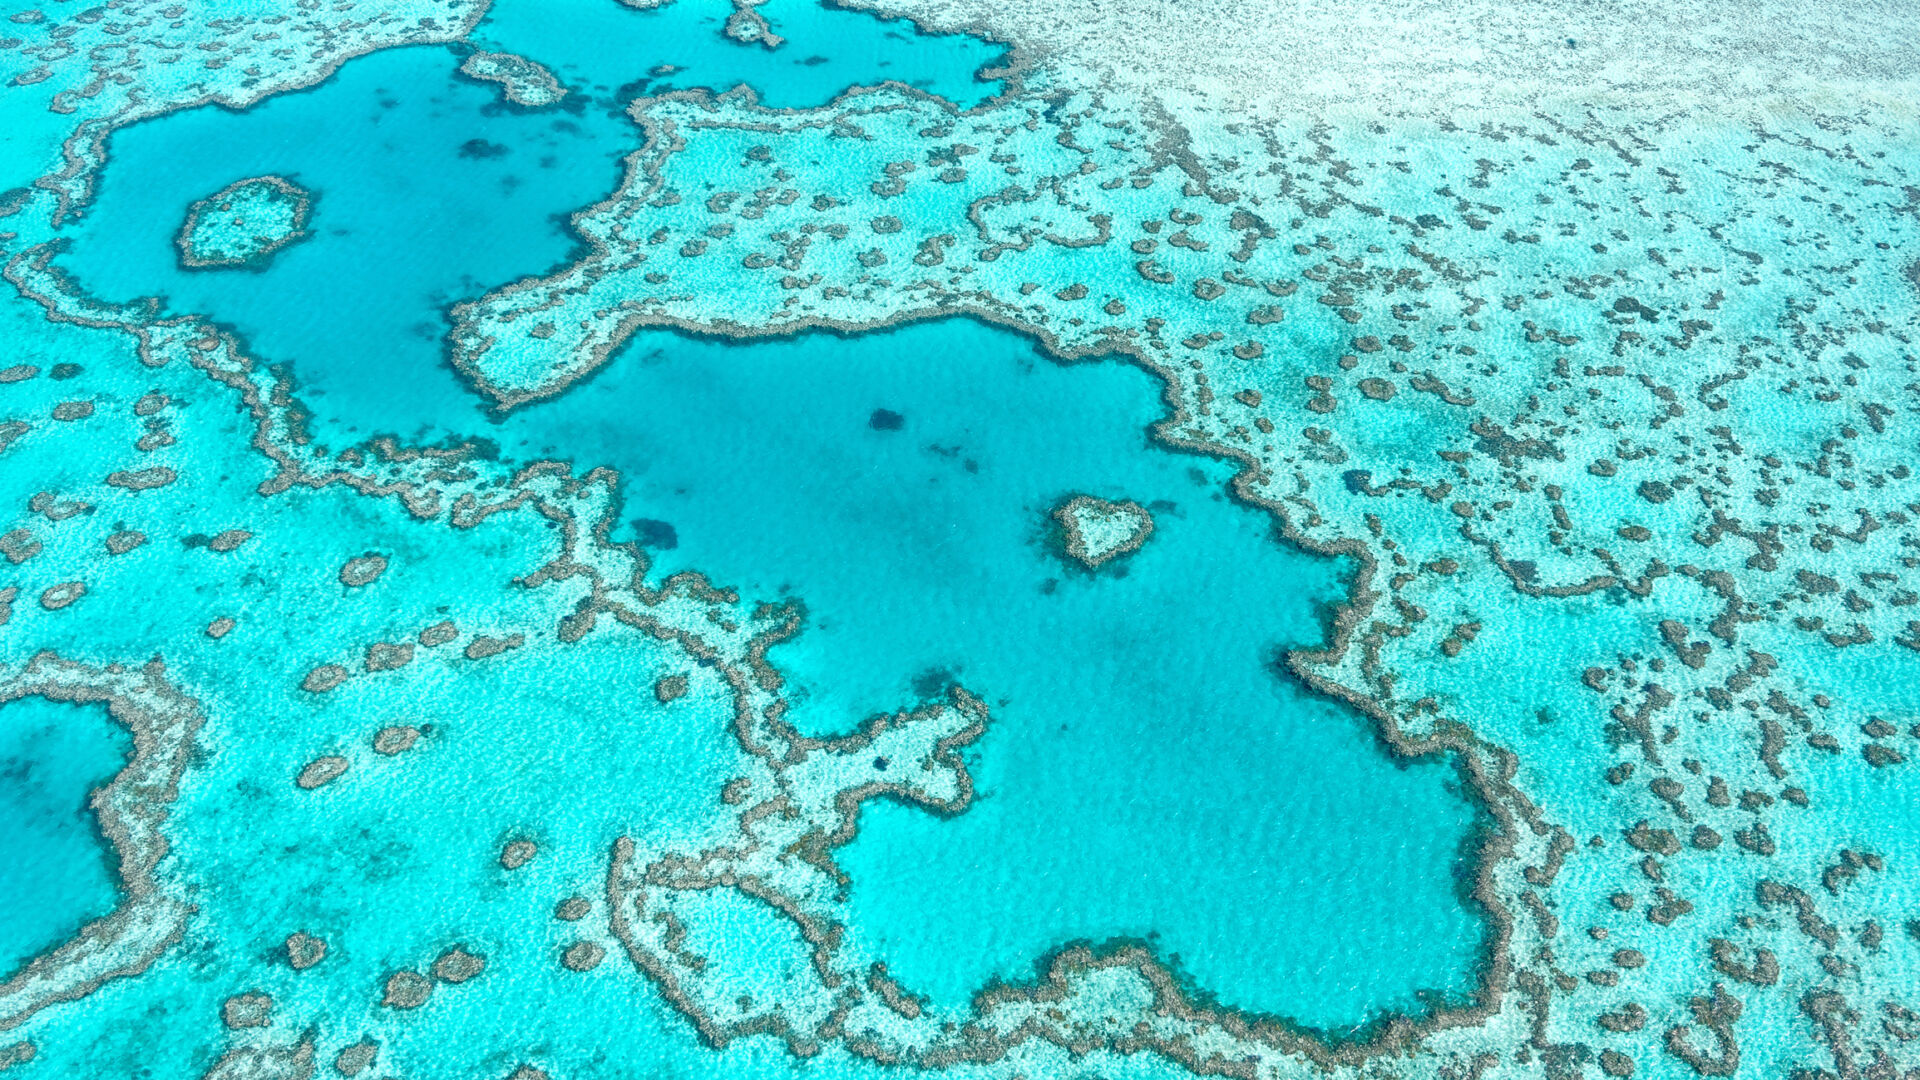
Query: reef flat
xmin=174 ymin=176 xmax=313 ymax=271
xmin=1053 ymin=494 xmax=1154 ymax=569
xmin=2 ymin=0 xmax=1919 ymax=1078
xmin=456 ymin=49 xmax=568 ymax=108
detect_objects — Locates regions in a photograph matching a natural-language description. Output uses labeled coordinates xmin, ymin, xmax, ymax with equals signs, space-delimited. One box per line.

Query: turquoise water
xmin=61 ymin=44 xmax=643 ymax=440
xmin=47 ymin=16 xmax=1483 ymax=1036
xmin=0 ymin=697 xmax=129 ymax=978
xmin=471 ymin=0 xmax=1010 ymax=109
xmin=22 ymin=0 xmax=1920 ymax=1076
xmin=59 ymin=92 xmax=1487 ymax=1024
xmin=59 ymin=1 xmax=1006 ymax=442
xmin=503 ymin=319 xmax=1487 ymax=1024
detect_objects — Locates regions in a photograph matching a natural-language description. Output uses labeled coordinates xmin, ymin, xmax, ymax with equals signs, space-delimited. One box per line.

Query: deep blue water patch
xmin=470 ymin=0 xmax=1010 ymax=110
xmin=0 ymin=696 xmax=130 ymax=978
xmin=58 ymin=0 xmax=1007 ymax=440
xmin=61 ymin=45 xmax=626 ymax=440
xmin=497 ymin=318 xmax=1490 ymax=1027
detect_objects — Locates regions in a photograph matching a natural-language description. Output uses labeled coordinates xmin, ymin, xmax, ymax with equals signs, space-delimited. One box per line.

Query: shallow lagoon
xmin=0 ymin=697 xmax=128 ymax=979
xmin=61 ymin=0 xmax=1008 ymax=441
xmin=526 ymin=319 xmax=1489 ymax=1025
xmin=470 ymin=0 xmax=1011 ymax=109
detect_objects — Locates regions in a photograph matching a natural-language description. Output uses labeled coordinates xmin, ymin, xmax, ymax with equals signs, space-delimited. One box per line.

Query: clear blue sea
xmin=0 ymin=698 xmax=128 ymax=980
xmin=43 ymin=1 xmax=1485 ymax=1047
xmin=37 ymin=0 xmax=1920 ymax=1076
